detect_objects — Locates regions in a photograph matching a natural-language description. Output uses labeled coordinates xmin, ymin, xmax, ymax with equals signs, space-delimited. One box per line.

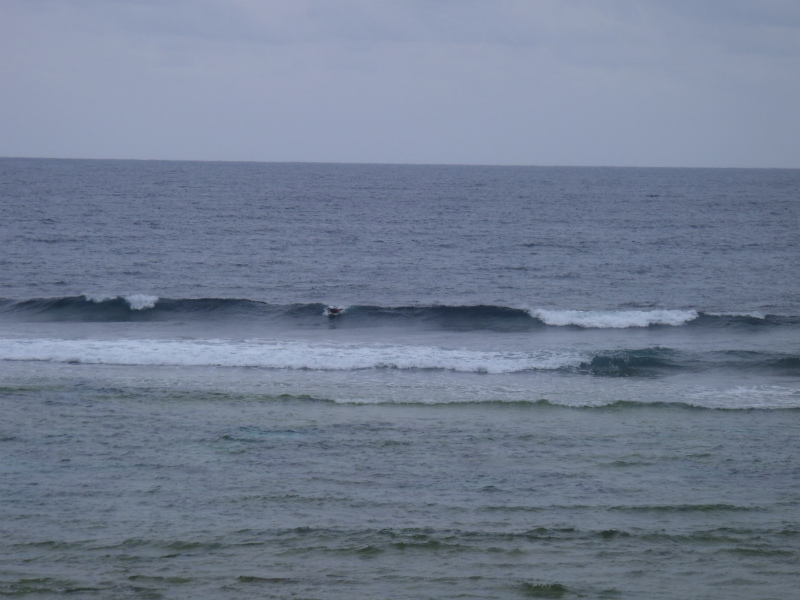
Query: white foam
xmin=123 ymin=295 xmax=159 ymax=310
xmin=0 ymin=338 xmax=584 ymax=374
xmin=529 ymin=309 xmax=698 ymax=328
xmin=83 ymin=293 xmax=116 ymax=303
xmin=82 ymin=294 xmax=159 ymax=310
xmin=706 ymin=311 xmax=767 ymax=319
xmin=684 ymin=385 xmax=800 ymax=409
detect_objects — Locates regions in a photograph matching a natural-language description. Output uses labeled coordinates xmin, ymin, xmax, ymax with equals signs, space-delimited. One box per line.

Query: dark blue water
xmin=1 ymin=158 xmax=799 ymax=598
xmin=3 ymin=159 xmax=798 ymax=310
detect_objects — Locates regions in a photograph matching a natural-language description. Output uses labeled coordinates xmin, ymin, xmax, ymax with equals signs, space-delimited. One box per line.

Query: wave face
xmin=1 ymin=297 xmax=795 ymax=330
xmin=0 ymin=296 xmax=307 ymax=322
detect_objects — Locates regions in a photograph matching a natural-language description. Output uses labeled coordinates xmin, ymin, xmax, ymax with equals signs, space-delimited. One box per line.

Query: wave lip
xmin=529 ymin=309 xmax=699 ymax=328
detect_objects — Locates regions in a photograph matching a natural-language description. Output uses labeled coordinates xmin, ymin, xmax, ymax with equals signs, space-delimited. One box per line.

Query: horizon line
xmin=1 ymin=155 xmax=797 ymax=170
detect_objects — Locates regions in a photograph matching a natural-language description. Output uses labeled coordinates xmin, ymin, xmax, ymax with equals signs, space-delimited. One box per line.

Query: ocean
xmin=1 ymin=158 xmax=799 ymax=599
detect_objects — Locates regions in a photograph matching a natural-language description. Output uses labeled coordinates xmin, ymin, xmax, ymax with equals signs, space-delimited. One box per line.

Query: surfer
xmin=325 ymin=306 xmax=343 ymax=317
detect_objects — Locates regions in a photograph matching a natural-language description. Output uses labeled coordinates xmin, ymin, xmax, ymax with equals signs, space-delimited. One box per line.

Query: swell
xmin=2 ymin=382 xmax=796 ymax=410
xmin=579 ymin=348 xmax=800 ymax=377
xmin=0 ymin=295 xmax=324 ymax=322
xmin=0 ymin=296 xmax=796 ymax=330
xmin=11 ymin=524 xmax=791 ymax=553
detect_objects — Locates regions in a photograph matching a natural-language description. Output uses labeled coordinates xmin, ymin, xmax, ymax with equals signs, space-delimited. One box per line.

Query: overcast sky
xmin=1 ymin=0 xmax=799 ymax=167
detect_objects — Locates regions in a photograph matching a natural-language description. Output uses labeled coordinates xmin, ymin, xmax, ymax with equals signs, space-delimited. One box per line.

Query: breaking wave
xmin=0 ymin=297 xmax=794 ymax=330
xmin=0 ymin=338 xmax=797 ymax=377
xmin=531 ymin=308 xmax=698 ymax=328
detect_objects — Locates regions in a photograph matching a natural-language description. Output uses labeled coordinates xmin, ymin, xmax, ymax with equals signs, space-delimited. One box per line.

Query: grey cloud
xmin=13 ymin=0 xmax=800 ymax=58
xmin=1 ymin=0 xmax=798 ymax=166
xmin=650 ymin=0 xmax=800 ymax=28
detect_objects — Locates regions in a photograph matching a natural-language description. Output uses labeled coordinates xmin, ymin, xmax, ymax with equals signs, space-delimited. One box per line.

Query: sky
xmin=1 ymin=0 xmax=799 ymax=167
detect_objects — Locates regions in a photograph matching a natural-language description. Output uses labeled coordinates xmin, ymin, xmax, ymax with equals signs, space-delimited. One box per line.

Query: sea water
xmin=1 ymin=158 xmax=799 ymax=599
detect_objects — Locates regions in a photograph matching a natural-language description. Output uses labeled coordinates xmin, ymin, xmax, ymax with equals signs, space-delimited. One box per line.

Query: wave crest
xmin=529 ymin=309 xmax=698 ymax=328
xmin=85 ymin=294 xmax=159 ymax=310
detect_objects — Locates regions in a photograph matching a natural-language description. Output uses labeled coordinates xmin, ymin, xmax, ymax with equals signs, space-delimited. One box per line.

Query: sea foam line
xmin=0 ymin=338 xmax=584 ymax=374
